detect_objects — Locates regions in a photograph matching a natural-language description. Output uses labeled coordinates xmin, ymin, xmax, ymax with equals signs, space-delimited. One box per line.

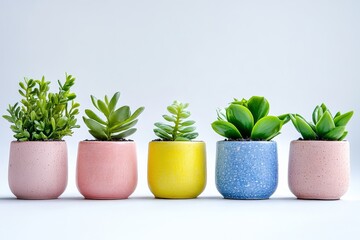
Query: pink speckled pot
xmin=8 ymin=141 xmax=68 ymax=199
xmin=76 ymin=141 xmax=137 ymax=199
xmin=288 ymin=140 xmax=350 ymax=200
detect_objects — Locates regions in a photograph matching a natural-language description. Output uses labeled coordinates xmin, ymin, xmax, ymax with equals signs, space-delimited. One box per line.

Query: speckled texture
xmin=215 ymin=141 xmax=278 ymax=199
xmin=8 ymin=141 xmax=68 ymax=199
xmin=288 ymin=140 xmax=350 ymax=200
xmin=76 ymin=141 xmax=138 ymax=200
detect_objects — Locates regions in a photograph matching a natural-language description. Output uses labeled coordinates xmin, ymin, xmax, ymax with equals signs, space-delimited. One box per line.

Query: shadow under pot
xmin=288 ymin=140 xmax=350 ymax=200
xmin=8 ymin=141 xmax=68 ymax=200
xmin=215 ymin=141 xmax=278 ymax=200
xmin=76 ymin=141 xmax=138 ymax=200
xmin=147 ymin=141 xmax=206 ymax=199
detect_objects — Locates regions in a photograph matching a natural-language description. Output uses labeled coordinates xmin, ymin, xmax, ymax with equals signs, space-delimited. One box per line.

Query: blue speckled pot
xmin=215 ymin=141 xmax=278 ymax=200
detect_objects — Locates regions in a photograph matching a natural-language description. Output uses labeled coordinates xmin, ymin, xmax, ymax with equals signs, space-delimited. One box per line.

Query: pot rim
xmin=149 ymin=140 xmax=205 ymax=144
xmin=290 ymin=140 xmax=349 ymax=143
xmin=11 ymin=140 xmax=66 ymax=143
xmin=217 ymin=140 xmax=276 ymax=144
xmin=78 ymin=140 xmax=136 ymax=144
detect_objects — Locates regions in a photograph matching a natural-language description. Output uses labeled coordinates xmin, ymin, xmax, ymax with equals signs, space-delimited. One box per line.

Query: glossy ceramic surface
xmin=148 ymin=141 xmax=206 ymax=199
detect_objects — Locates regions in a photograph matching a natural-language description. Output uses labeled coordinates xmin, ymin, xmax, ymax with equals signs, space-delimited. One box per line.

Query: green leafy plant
xmin=290 ymin=103 xmax=353 ymax=141
xmin=154 ymin=101 xmax=199 ymax=141
xmin=3 ymin=74 xmax=80 ymax=141
xmin=83 ymin=92 xmax=144 ymax=140
xmin=211 ymin=96 xmax=289 ymax=141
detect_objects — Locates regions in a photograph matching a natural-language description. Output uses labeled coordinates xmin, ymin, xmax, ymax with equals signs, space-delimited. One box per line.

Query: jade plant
xmin=211 ymin=96 xmax=289 ymax=140
xmin=3 ymin=74 xmax=80 ymax=141
xmin=154 ymin=100 xmax=198 ymax=141
xmin=83 ymin=92 xmax=144 ymax=140
xmin=290 ymin=103 xmax=353 ymax=141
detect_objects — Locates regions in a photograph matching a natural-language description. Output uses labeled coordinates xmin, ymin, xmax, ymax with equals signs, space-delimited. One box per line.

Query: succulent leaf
xmin=212 ymin=96 xmax=286 ymax=141
xmin=334 ymin=111 xmax=354 ymax=127
xmin=3 ymin=73 xmax=80 ymax=141
xmin=211 ymin=120 xmax=242 ymax=139
xmin=84 ymin=92 xmax=144 ymax=140
xmin=291 ymin=103 xmax=353 ymax=141
xmin=247 ymin=96 xmax=270 ymax=123
xmin=294 ymin=115 xmax=317 ymax=140
xmin=323 ymin=126 xmax=346 ymax=140
xmin=251 ymin=116 xmax=282 ymax=140
xmin=315 ymin=111 xmax=335 ymax=137
xmin=154 ymin=101 xmax=198 ymax=141
xmin=226 ymin=104 xmax=254 ymax=138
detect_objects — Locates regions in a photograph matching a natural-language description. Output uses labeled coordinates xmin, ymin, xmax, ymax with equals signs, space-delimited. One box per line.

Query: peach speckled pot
xmin=76 ymin=141 xmax=137 ymax=199
xmin=288 ymin=140 xmax=350 ymax=200
xmin=8 ymin=141 xmax=68 ymax=200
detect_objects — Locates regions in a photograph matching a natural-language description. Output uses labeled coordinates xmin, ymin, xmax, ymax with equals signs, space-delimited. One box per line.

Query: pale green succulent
xmin=83 ymin=92 xmax=144 ymax=140
xmin=154 ymin=101 xmax=198 ymax=141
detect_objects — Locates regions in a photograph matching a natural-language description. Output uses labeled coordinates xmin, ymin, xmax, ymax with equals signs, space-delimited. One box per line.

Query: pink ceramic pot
xmin=8 ymin=141 xmax=68 ymax=199
xmin=76 ymin=141 xmax=138 ymax=199
xmin=288 ymin=140 xmax=350 ymax=200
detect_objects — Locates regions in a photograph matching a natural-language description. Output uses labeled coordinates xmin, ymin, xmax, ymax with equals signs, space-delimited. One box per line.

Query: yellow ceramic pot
xmin=148 ymin=141 xmax=206 ymax=199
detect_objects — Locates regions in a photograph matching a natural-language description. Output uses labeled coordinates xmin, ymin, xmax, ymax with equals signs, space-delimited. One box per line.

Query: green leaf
xmin=109 ymin=107 xmax=144 ymax=131
xmin=316 ymin=111 xmax=335 ymax=137
xmin=179 ymin=126 xmax=196 ymax=133
xmin=167 ymin=106 xmax=178 ymax=115
xmin=109 ymin=106 xmax=130 ymax=125
xmin=154 ymin=128 xmax=172 ymax=140
xmin=179 ymin=111 xmax=190 ymax=118
xmin=251 ymin=116 xmax=282 ymax=140
xmin=111 ymin=120 xmax=138 ymax=133
xmin=294 ymin=115 xmax=317 ymax=140
xmin=83 ymin=117 xmax=108 ymax=139
xmin=334 ymin=111 xmax=341 ymax=118
xmin=108 ymin=92 xmax=120 ymax=113
xmin=278 ymin=113 xmax=290 ymax=124
xmin=323 ymin=126 xmax=346 ymax=140
xmin=312 ymin=105 xmax=321 ymax=124
xmin=154 ymin=122 xmax=173 ymax=134
xmin=90 ymin=95 xmax=99 ymax=110
xmin=85 ymin=109 xmax=107 ymax=125
xmin=265 ymin=132 xmax=281 ymax=141
xmin=334 ymin=111 xmax=354 ymax=127
xmin=211 ymin=120 xmax=242 ymax=139
xmin=180 ymin=132 xmax=199 ymax=140
xmin=174 ymin=136 xmax=190 ymax=141
xmin=88 ymin=130 xmax=108 ymax=140
xmin=163 ymin=115 xmax=176 ymax=122
xmin=51 ymin=117 xmax=56 ymax=131
xmin=339 ymin=131 xmax=348 ymax=141
xmin=181 ymin=120 xmax=195 ymax=126
xmin=247 ymin=96 xmax=269 ymax=123
xmin=3 ymin=115 xmax=14 ymax=123
xmin=226 ymin=104 xmax=254 ymax=138
xmin=97 ymin=99 xmax=110 ymax=117
xmin=111 ymin=128 xmax=137 ymax=139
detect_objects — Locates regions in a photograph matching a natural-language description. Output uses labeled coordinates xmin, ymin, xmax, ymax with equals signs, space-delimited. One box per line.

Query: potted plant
xmin=288 ymin=103 xmax=354 ymax=200
xmin=77 ymin=92 xmax=144 ymax=199
xmin=211 ymin=96 xmax=289 ymax=199
xmin=3 ymin=74 xmax=80 ymax=199
xmin=148 ymin=101 xmax=206 ymax=199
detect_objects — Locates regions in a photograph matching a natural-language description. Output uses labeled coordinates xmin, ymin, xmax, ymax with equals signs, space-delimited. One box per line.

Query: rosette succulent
xmin=154 ymin=100 xmax=198 ymax=141
xmin=83 ymin=92 xmax=144 ymax=140
xmin=290 ymin=103 xmax=353 ymax=141
xmin=3 ymin=73 xmax=80 ymax=141
xmin=211 ymin=96 xmax=289 ymax=141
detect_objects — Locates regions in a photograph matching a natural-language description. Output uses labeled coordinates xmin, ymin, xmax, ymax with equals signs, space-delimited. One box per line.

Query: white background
xmin=0 ymin=0 xmax=359 ymax=239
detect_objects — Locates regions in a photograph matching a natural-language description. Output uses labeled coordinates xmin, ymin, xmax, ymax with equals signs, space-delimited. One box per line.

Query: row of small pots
xmin=8 ymin=139 xmax=350 ymax=200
